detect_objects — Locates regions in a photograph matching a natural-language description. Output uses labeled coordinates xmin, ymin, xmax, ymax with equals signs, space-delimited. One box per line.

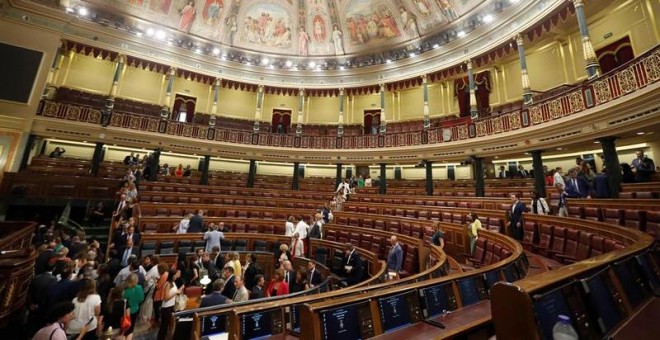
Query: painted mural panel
xmin=61 ymin=0 xmax=487 ymax=56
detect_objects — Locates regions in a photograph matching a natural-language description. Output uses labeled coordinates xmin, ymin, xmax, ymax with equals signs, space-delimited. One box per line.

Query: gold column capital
xmin=421 ymin=74 xmax=428 ymax=83
xmin=571 ymin=0 xmax=585 ymax=8
xmin=466 ymin=59 xmax=473 ymax=70
xmin=514 ymin=33 xmax=524 ymax=46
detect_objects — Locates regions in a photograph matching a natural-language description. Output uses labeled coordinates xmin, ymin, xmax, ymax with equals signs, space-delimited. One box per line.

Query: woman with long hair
xmin=66 ymin=279 xmax=102 ymax=340
xmin=102 ymin=286 xmax=125 ymax=339
xmin=157 ymin=270 xmax=184 ymax=340
xmin=151 ymin=263 xmax=169 ymax=329
xmin=122 ymin=274 xmax=144 ymax=340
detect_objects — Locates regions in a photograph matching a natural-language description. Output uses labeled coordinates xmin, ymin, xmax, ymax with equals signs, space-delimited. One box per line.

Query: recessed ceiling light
xmin=432 ymin=43 xmax=440 ymax=49
xmin=285 ymin=60 xmax=293 ymax=67
xmin=594 ymin=141 xmax=600 ymax=144
xmin=308 ymin=61 xmax=316 ymax=68
xmin=212 ymin=47 xmax=220 ymax=55
xmin=339 ymin=66 xmax=345 ymax=70
xmin=136 ymin=31 xmax=143 ymax=37
xmin=268 ymin=64 xmax=274 ymax=69
xmin=146 ymin=28 xmax=154 ymax=36
xmin=409 ymin=52 xmax=416 ymax=57
xmin=483 ymin=14 xmax=494 ymax=23
xmin=78 ymin=7 xmax=88 ymax=16
xmin=167 ymin=40 xmax=173 ymax=46
xmin=457 ymin=31 xmax=466 ymax=37
xmin=65 ymin=7 xmax=75 ymax=13
xmin=261 ymin=58 xmax=269 ymax=65
xmin=155 ymin=30 xmax=166 ymax=40
xmin=194 ymin=48 xmax=202 ymax=54
xmin=556 ymin=147 xmax=563 ymax=151
xmin=636 ymin=132 xmax=645 ymax=135
xmin=386 ymin=59 xmax=392 ymax=63
xmin=510 ymin=0 xmax=521 ymax=3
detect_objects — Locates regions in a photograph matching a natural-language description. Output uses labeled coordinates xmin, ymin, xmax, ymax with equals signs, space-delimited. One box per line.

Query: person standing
xmin=631 ymin=149 xmax=656 ymax=182
xmin=467 ymin=212 xmax=482 ymax=255
xmin=187 ymin=210 xmax=204 ymax=233
xmin=232 ymin=277 xmax=249 ymax=302
xmin=309 ymin=213 xmax=323 ymax=240
xmin=556 ymin=183 xmax=569 ymax=217
xmin=284 ymin=216 xmax=295 ymax=237
xmin=342 ymin=243 xmax=363 ymax=286
xmin=33 ymin=301 xmax=88 ymax=340
xmin=123 ymin=273 xmax=145 ymax=340
xmin=203 ymin=223 xmax=224 ymax=253
xmin=509 ymin=193 xmax=526 ymax=240
xmin=157 ymin=270 xmax=184 ymax=340
xmin=199 ymin=279 xmax=232 ymax=308
xmin=530 ymin=190 xmax=550 ymax=215
xmin=66 ymin=279 xmax=102 ymax=340
xmin=387 ymin=236 xmax=403 ymax=279
xmin=430 ymin=221 xmax=445 ymax=249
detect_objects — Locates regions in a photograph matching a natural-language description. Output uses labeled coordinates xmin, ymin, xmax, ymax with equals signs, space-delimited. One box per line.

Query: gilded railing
xmin=37 ymin=46 xmax=659 ymax=149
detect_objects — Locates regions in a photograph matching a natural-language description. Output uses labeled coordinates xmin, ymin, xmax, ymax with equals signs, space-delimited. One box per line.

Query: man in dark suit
xmin=243 ymin=254 xmax=262 ymax=291
xmin=517 ymin=165 xmax=529 ymax=178
xmin=220 ymin=266 xmax=236 ymax=300
xmin=309 ymin=213 xmax=323 ymax=240
xmin=199 ymin=279 xmax=232 ymax=308
xmin=564 ymin=168 xmax=590 ymax=198
xmin=188 ymin=209 xmax=204 ymax=233
xmin=307 ymin=261 xmax=323 ymax=288
xmin=46 ymin=264 xmax=78 ymax=306
xmin=28 ymin=262 xmax=58 ymax=333
xmin=509 ymin=193 xmax=527 ymax=241
xmin=120 ymin=239 xmax=140 ymax=267
xmin=387 ymin=236 xmax=403 ymax=278
xmin=592 ymin=168 xmax=610 ymax=198
xmin=250 ymin=275 xmax=265 ymax=299
xmin=35 ymin=240 xmax=57 ymax=275
xmin=342 ymin=243 xmax=363 ymax=286
xmin=498 ymin=166 xmax=508 ymax=179
xmin=282 ymin=260 xmax=296 ymax=288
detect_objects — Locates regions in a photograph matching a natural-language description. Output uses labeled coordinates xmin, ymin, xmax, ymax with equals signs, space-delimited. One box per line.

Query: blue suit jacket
xmin=199 ymin=292 xmax=229 ymax=308
xmin=565 ymin=177 xmax=590 ymax=198
xmin=387 ymin=244 xmax=403 ymax=272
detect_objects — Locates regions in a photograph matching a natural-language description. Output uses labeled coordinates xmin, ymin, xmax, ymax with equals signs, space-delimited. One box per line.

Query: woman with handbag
xmin=122 ymin=274 xmax=144 ymax=340
xmin=157 ymin=270 xmax=184 ymax=340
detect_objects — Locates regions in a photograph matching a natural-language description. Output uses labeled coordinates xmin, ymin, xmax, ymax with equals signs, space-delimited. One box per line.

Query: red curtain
xmin=363 ymin=110 xmax=380 ymax=135
xmin=271 ymin=110 xmax=291 ymax=133
xmin=454 ymin=71 xmax=491 ymax=117
xmin=173 ymin=94 xmax=197 ymax=123
xmin=596 ymin=36 xmax=634 ymax=74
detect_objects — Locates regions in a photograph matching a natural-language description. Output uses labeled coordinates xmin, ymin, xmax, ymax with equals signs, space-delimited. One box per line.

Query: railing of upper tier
xmin=37 ymin=46 xmax=659 ymax=149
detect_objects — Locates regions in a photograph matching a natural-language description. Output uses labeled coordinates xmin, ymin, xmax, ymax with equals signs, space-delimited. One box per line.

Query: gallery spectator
xmin=49 ymin=147 xmax=66 ymax=158
xmin=631 ymin=149 xmax=656 ymax=182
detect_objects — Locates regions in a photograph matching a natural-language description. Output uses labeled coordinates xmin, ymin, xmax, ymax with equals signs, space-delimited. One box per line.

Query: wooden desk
xmin=371 ymin=300 xmax=492 ymax=340
xmin=608 ymin=297 xmax=660 ymax=340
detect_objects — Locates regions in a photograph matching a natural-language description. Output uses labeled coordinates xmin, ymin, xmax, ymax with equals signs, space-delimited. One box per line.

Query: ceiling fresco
xmin=73 ymin=0 xmax=488 ymax=57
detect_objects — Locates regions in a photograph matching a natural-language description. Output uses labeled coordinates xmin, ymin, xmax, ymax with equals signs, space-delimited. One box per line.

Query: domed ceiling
xmin=77 ymin=0 xmax=489 ymax=57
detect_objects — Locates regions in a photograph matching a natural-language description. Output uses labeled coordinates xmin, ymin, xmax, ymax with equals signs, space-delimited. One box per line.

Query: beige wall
xmin=118 ymin=66 xmax=164 ymax=104
xmin=217 ymin=88 xmax=256 ymax=119
xmin=62 ymin=53 xmax=115 ymax=94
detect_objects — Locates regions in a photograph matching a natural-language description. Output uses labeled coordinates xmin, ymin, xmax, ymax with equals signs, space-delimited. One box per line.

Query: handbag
xmin=120 ymin=300 xmax=131 ymax=333
xmin=174 ymin=293 xmax=188 ymax=312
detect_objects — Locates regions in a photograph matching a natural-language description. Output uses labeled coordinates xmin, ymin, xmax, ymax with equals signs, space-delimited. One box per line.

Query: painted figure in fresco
xmin=179 ymin=0 xmax=197 ymax=33
xmin=345 ymin=6 xmax=401 ymax=46
xmin=204 ymin=0 xmax=223 ymax=26
xmin=332 ymin=25 xmax=344 ymax=55
xmin=414 ymin=0 xmax=432 ymax=16
xmin=149 ymin=0 xmax=172 ymax=14
xmin=226 ymin=14 xmax=238 ymax=45
xmin=298 ymin=27 xmax=309 ymax=56
xmin=436 ymin=0 xmax=459 ymax=21
xmin=313 ymin=15 xmax=326 ymax=43
xmin=400 ymin=7 xmax=419 ymax=37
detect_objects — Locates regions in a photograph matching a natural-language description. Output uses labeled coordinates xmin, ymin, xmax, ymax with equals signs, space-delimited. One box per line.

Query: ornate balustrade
xmin=36 ymin=46 xmax=659 ymax=150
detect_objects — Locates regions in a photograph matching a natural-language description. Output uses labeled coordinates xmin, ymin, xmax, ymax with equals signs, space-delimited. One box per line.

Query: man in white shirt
xmin=294 ymin=216 xmax=309 ymax=240
xmin=114 ymin=256 xmax=147 ymax=286
xmin=284 ymin=216 xmax=295 ymax=237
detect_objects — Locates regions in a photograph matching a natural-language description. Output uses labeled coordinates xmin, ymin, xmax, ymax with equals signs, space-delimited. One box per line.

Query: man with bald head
xmin=387 ymin=236 xmax=403 ymax=278
xmin=233 ymin=276 xmax=249 ymax=302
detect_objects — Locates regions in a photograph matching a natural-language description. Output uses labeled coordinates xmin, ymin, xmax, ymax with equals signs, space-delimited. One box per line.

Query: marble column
xmin=90 ymin=142 xmax=105 ymax=177
xmin=379 ymin=163 xmax=387 ymax=195
xmin=571 ymin=0 xmax=601 ymax=79
xmin=200 ymin=155 xmax=211 ymax=185
xmin=292 ymin=162 xmax=300 ymax=190
xmin=598 ymin=137 xmax=622 ymax=198
xmin=422 ymin=75 xmax=430 ymax=129
xmin=379 ymin=84 xmax=387 ymax=134
xmin=161 ymin=67 xmax=176 ymax=120
xmin=337 ymin=88 xmax=345 ymax=137
xmin=296 ymin=89 xmax=304 ymax=137
xmin=425 ymin=160 xmax=433 ymax=196
xmin=18 ymin=134 xmax=37 ymax=171
xmin=515 ymin=34 xmax=533 ymax=105
xmin=209 ymin=78 xmax=220 ymax=127
xmin=101 ymin=54 xmax=125 ymax=127
xmin=530 ymin=150 xmax=546 ymax=198
xmin=43 ymin=41 xmax=64 ymax=99
xmin=254 ymin=85 xmax=264 ymax=133
xmin=467 ymin=60 xmax=478 ymax=119
xmin=472 ymin=157 xmax=485 ymax=197
xmin=247 ymin=159 xmax=257 ymax=188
